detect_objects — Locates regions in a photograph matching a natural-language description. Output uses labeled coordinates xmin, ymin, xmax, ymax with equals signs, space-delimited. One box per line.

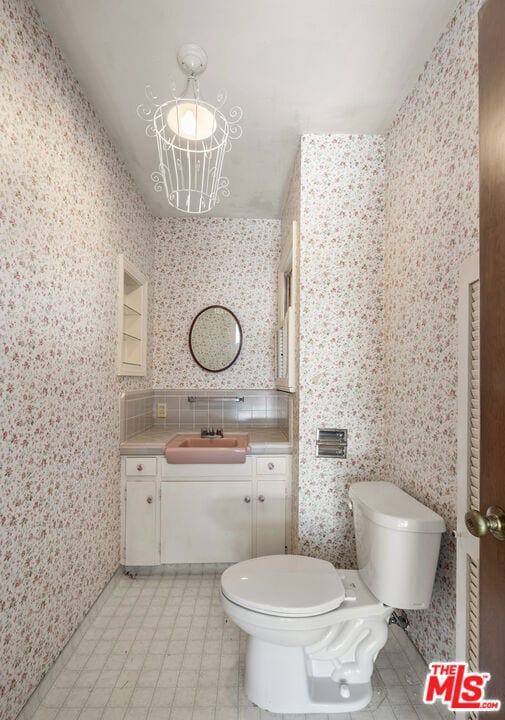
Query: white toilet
xmin=220 ymin=481 xmax=446 ymax=714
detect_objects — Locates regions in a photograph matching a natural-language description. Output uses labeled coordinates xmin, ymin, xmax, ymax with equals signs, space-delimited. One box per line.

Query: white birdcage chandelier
xmin=137 ymin=44 xmax=242 ymax=215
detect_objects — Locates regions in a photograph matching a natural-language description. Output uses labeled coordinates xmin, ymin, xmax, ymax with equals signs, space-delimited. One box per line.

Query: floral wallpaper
xmin=0 ymin=1 xmax=155 ymax=718
xmin=152 ymin=218 xmax=280 ymax=389
xmin=281 ymin=0 xmax=481 ymax=668
xmin=0 ymin=1 xmax=484 ymax=716
xmin=296 ymin=134 xmax=386 ymax=566
xmin=384 ymin=0 xmax=479 ymax=661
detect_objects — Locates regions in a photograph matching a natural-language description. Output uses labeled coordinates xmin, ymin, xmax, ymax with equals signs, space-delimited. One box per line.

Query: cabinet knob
xmin=258 ymin=495 xmax=265 ymax=503
xmin=146 ymin=496 xmax=153 ymax=504
xmin=244 ymin=496 xmax=251 ymax=503
xmin=268 ymin=462 xmax=274 ymax=470
xmin=137 ymin=464 xmax=143 ymax=472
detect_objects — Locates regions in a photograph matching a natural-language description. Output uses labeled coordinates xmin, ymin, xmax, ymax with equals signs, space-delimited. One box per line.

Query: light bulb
xmin=167 ymin=102 xmax=216 ymax=141
xmin=180 ymin=109 xmax=196 ymax=136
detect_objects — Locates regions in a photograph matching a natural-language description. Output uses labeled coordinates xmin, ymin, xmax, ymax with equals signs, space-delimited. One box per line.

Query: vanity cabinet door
xmin=160 ymin=481 xmax=252 ymax=564
xmin=124 ymin=480 xmax=158 ymax=566
xmin=255 ymin=479 xmax=287 ymax=557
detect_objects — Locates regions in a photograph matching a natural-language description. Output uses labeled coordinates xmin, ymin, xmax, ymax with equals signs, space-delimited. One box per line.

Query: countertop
xmin=120 ymin=427 xmax=291 ymax=456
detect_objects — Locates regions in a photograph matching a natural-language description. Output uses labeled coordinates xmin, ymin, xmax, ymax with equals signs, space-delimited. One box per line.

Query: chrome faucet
xmin=200 ymin=427 xmax=224 ymax=438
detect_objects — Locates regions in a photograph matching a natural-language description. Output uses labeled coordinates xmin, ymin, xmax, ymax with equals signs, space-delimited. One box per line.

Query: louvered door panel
xmin=456 ymin=254 xmax=480 ymax=720
xmin=469 ymin=280 xmax=480 ymax=515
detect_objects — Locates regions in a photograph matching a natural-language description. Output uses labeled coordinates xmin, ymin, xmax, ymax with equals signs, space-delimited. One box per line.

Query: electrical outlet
xmin=157 ymin=402 xmax=167 ymax=418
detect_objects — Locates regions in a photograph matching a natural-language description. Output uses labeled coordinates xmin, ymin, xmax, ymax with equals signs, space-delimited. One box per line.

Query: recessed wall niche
xmin=117 ymin=254 xmax=148 ymax=376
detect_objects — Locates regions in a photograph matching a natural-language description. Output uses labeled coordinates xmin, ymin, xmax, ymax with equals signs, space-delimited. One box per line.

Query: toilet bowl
xmin=220 ymin=481 xmax=446 ymax=714
xmin=221 ymin=560 xmax=391 ymax=713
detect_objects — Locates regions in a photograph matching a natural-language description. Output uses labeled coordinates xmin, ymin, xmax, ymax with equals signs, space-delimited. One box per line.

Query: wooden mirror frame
xmin=189 ymin=305 xmax=243 ymax=372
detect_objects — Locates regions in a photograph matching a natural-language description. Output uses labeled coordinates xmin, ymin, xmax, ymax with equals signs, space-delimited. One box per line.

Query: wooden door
xmin=478 ymin=0 xmax=505 ymax=705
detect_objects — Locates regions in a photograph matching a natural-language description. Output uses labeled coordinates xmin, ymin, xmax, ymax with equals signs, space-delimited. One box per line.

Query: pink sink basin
xmin=164 ymin=434 xmax=250 ymax=464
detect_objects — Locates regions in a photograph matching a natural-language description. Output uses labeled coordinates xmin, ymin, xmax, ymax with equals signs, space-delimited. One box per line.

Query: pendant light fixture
xmin=137 ymin=44 xmax=242 ymax=215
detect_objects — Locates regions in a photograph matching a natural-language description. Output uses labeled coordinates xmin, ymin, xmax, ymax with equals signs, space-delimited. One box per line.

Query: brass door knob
xmin=465 ymin=506 xmax=505 ymax=541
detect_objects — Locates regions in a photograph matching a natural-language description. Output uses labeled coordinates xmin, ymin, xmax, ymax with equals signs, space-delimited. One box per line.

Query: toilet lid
xmin=221 ymin=555 xmax=345 ymax=617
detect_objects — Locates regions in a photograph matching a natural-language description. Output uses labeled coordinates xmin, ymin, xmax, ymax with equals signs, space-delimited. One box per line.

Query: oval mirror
xmin=189 ymin=305 xmax=243 ymax=372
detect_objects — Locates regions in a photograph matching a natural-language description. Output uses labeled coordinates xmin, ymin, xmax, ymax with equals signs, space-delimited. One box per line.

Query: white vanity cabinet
xmin=121 ymin=454 xmax=291 ymax=566
xmin=121 ymin=457 xmax=159 ymax=566
xmin=160 ymin=480 xmax=253 ymax=563
xmin=254 ymin=456 xmax=288 ymax=557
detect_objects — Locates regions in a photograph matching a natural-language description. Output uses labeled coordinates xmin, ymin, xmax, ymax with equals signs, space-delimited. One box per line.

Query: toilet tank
xmin=348 ymin=481 xmax=446 ymax=610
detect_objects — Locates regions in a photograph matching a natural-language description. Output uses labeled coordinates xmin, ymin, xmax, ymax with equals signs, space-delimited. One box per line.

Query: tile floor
xmin=23 ymin=569 xmax=452 ymax=720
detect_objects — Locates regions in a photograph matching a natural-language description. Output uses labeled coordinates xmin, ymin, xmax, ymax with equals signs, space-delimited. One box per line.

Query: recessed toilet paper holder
xmin=316 ymin=428 xmax=348 ymax=458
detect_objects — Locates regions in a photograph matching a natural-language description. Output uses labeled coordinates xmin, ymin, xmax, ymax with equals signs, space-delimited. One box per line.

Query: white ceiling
xmin=33 ymin=0 xmax=460 ymax=218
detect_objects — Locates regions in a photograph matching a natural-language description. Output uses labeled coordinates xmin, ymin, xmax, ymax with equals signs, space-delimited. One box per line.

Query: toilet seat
xmin=221 ymin=554 xmax=346 ymax=617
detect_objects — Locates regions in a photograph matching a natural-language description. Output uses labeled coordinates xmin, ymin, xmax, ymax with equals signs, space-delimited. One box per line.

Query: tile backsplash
xmin=121 ymin=389 xmax=290 ymax=441
xmin=120 ymin=390 xmax=154 ymax=442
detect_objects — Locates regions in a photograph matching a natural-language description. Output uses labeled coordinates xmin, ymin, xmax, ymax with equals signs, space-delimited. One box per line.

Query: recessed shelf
xmin=118 ymin=255 xmax=148 ymax=376
xmin=123 ymin=303 xmax=141 ymax=316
